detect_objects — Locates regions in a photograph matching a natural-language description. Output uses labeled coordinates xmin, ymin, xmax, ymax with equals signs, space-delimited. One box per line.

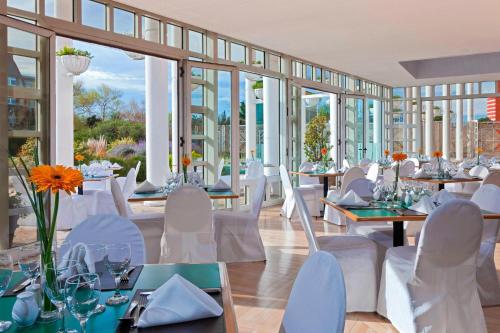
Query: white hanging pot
xmin=123 ymin=51 xmax=145 ymax=60
xmin=254 ymin=88 xmax=263 ymax=100
xmin=60 ymin=55 xmax=91 ymax=76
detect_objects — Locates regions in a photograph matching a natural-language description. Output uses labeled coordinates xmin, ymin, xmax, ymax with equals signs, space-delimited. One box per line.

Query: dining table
xmin=321 ymin=198 xmax=500 ymax=247
xmin=0 ymin=263 xmax=237 ymax=333
xmin=128 ymin=188 xmax=239 ymax=202
xmin=400 ymin=176 xmax=482 ymax=191
xmin=290 ymin=170 xmax=344 ymax=197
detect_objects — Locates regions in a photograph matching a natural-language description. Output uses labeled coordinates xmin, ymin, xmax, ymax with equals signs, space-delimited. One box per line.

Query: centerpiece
xmin=432 ymin=150 xmax=444 ymax=177
xmin=392 ymin=152 xmax=407 ymax=205
xmin=182 ymin=155 xmax=191 ymax=183
xmin=475 ymin=147 xmax=483 ymax=165
xmin=320 ymin=147 xmax=331 ymax=172
xmin=10 ymin=153 xmax=83 ymax=321
xmin=304 ymin=114 xmax=331 ymax=170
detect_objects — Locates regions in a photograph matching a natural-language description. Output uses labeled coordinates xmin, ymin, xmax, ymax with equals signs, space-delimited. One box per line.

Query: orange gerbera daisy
xmin=384 ymin=149 xmax=390 ymax=156
xmin=29 ymin=165 xmax=83 ymax=194
xmin=432 ymin=151 xmax=443 ymax=159
xmin=75 ymin=154 xmax=85 ymax=162
xmin=392 ymin=152 xmax=407 ymax=162
xmin=321 ymin=147 xmax=328 ymax=156
xmin=181 ymin=155 xmax=191 ymax=167
xmin=475 ymin=147 xmax=483 ymax=154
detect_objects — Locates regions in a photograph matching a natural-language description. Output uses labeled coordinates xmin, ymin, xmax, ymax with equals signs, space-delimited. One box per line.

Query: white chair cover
xmin=160 ymin=185 xmax=217 ymax=264
xmin=65 ymin=214 xmax=146 ymax=266
xmin=359 ymin=158 xmax=371 ymax=173
xmin=400 ymin=160 xmax=416 ymax=177
xmin=377 ymin=200 xmax=486 ymax=333
xmin=324 ymin=167 xmax=365 ymax=225
xmin=482 ymin=171 xmax=500 ymax=187
xmin=345 ymin=178 xmax=374 ymax=197
xmin=246 ymin=160 xmax=264 ymax=179
xmin=294 ymin=189 xmax=379 ymax=312
xmin=471 ymin=184 xmax=500 ymax=306
xmin=214 ymin=176 xmax=266 ymax=262
xmin=342 ymin=159 xmax=351 ymax=170
xmin=470 ymin=165 xmax=489 ymax=179
xmin=121 ymin=168 xmax=137 ymax=200
xmin=110 ymin=177 xmax=134 ymax=218
xmin=366 ymin=163 xmax=379 ymax=182
xmin=281 ymin=251 xmax=346 ymax=333
xmin=81 ymin=189 xmax=118 ymax=216
xmin=57 ymin=192 xmax=88 ymax=230
xmin=408 ymin=157 xmax=419 ymax=168
xmin=279 ymin=165 xmax=320 ymax=219
xmin=217 ymin=159 xmax=225 ymax=180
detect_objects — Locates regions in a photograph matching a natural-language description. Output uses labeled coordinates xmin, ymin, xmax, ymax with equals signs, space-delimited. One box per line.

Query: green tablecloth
xmin=0 ymin=263 xmax=221 ymax=332
xmin=349 ymin=208 xmax=400 ymax=218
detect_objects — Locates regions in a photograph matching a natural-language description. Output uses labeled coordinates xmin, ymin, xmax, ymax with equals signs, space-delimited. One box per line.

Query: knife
xmin=12 ymin=279 xmax=31 ymax=293
xmin=121 ymin=300 xmax=138 ymax=319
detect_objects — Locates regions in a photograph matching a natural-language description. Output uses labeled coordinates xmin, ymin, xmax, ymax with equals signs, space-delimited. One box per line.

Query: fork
xmin=120 ymin=266 xmax=136 ymax=283
xmin=132 ymin=294 xmax=149 ymax=328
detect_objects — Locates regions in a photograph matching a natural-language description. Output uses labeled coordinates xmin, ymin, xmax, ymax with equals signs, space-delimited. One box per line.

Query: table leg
xmin=438 ymin=183 xmax=444 ymax=191
xmin=393 ymin=222 xmax=404 ymax=247
xmin=323 ymin=178 xmax=329 ymax=198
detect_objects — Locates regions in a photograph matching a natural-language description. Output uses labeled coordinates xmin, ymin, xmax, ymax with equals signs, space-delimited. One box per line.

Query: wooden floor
xmin=227 ymin=205 xmax=500 ymax=333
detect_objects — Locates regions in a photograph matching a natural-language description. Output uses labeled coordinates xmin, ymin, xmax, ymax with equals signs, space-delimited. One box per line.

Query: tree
xmin=94 ymin=84 xmax=122 ymax=120
xmin=74 ymin=82 xmax=99 ymax=117
xmin=304 ymin=115 xmax=331 ymax=162
xmin=239 ymin=102 xmax=246 ymax=125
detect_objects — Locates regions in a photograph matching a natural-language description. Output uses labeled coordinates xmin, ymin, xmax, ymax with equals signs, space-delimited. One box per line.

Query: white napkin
xmin=212 ymin=179 xmax=230 ymax=190
xmin=413 ymin=169 xmax=429 ymax=179
xmin=326 ymin=166 xmax=337 ymax=174
xmin=491 ymin=164 xmax=500 ymax=170
xmin=336 ymin=190 xmax=369 ymax=207
xmin=138 ymin=274 xmax=223 ymax=328
xmin=453 ymin=169 xmax=472 ymax=179
xmin=112 ymin=163 xmax=121 ymax=168
xmin=134 ymin=180 xmax=158 ymax=194
xmin=409 ymin=196 xmax=435 ymax=214
xmin=58 ymin=243 xmax=95 ymax=275
xmin=432 ymin=189 xmax=454 ymax=205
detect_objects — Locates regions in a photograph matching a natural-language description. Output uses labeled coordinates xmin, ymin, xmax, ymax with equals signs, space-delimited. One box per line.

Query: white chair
xmin=399 ymin=160 xmax=415 ymax=177
xmin=297 ymin=161 xmax=324 ymax=212
xmin=359 ymin=158 xmax=371 ymax=173
xmin=294 ymin=189 xmax=379 ymax=312
xmin=408 ymin=157 xmax=419 ymax=169
xmin=135 ymin=160 xmax=142 ymax=177
xmin=482 ymin=171 xmax=500 ymax=187
xmin=324 ymin=167 xmax=365 ymax=225
xmin=121 ymin=168 xmax=137 ymax=200
xmin=214 ymin=176 xmax=266 ymax=263
xmin=377 ymin=200 xmax=487 ymax=333
xmin=366 ymin=163 xmax=380 ymax=182
xmin=217 ymin=159 xmax=225 ymax=180
xmin=280 ymin=165 xmax=320 ymax=219
xmin=109 ymin=177 xmax=164 ymax=263
xmin=461 ymin=165 xmax=490 ymax=195
xmin=65 ymin=214 xmax=146 ymax=266
xmin=159 ymin=185 xmax=217 ymax=264
xmin=280 ymin=251 xmax=346 ymax=333
xmin=471 ymin=184 xmax=500 ymax=306
xmin=57 ymin=192 xmax=88 ymax=230
xmin=342 ymin=159 xmax=350 ymax=170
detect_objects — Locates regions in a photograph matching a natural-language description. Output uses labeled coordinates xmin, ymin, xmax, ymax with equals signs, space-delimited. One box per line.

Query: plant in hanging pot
xmin=56 ymin=46 xmax=93 ymax=76
xmin=10 ymin=151 xmax=83 ymax=321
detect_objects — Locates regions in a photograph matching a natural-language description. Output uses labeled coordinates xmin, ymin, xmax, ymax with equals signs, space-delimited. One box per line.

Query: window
xmin=7 ymin=0 xmax=36 ymax=12
xmin=188 ymin=30 xmax=204 ymax=54
xmin=480 ymin=81 xmax=496 ymax=94
xmin=314 ymin=67 xmax=322 ymax=82
xmin=113 ymin=8 xmax=135 ymax=36
xmin=82 ymin=0 xmax=106 ymax=30
xmin=268 ymin=54 xmax=281 ymax=72
xmin=252 ymin=49 xmax=264 ymax=67
xmin=217 ymin=39 xmax=226 ymax=59
xmin=305 ymin=65 xmax=313 ymax=80
xmin=142 ymin=16 xmax=161 ymax=43
xmin=45 ymin=0 xmax=73 ymax=21
xmin=167 ymin=24 xmax=182 ymax=48
xmin=230 ymin=42 xmax=246 ymax=64
xmin=323 ymin=70 xmax=331 ymax=85
xmin=294 ymin=61 xmax=303 ymax=78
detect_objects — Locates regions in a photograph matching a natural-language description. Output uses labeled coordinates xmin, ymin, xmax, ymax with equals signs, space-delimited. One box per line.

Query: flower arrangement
xmin=320 ymin=147 xmax=330 ymax=170
xmin=182 ymin=155 xmax=191 ymax=183
xmin=250 ymin=149 xmax=255 ymax=160
xmin=392 ymin=152 xmax=407 ymax=195
xmin=432 ymin=150 xmax=443 ymax=175
xmin=475 ymin=147 xmax=483 ymax=165
xmin=384 ymin=149 xmax=390 ymax=157
xmin=10 ymin=152 xmax=83 ymax=316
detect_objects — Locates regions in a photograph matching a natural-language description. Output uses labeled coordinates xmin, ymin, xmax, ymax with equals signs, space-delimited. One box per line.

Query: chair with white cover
xmin=324 ymin=167 xmax=365 ymax=225
xmin=408 ymin=157 xmax=419 ymax=169
xmin=471 ymin=184 xmax=500 ymax=306
xmin=377 ymin=200 xmax=487 ymax=333
xmin=294 ymin=189 xmax=379 ymax=312
xmin=121 ymin=168 xmax=137 ymax=199
xmin=217 ymin=159 xmax=225 ymax=180
xmin=280 ymin=165 xmax=320 ymax=219
xmin=65 ymin=214 xmax=146 ymax=266
xmin=297 ymin=161 xmax=324 ymax=212
xmin=57 ymin=192 xmax=88 ymax=230
xmin=342 ymin=159 xmax=350 ymax=170
xmin=359 ymin=158 xmax=371 ymax=173
xmin=280 ymin=251 xmax=346 ymax=333
xmin=109 ymin=177 xmax=164 ymax=263
xmin=214 ymin=176 xmax=266 ymax=263
xmin=135 ymin=160 xmax=141 ymax=177
xmin=482 ymin=171 xmax=500 ymax=187
xmin=160 ymin=185 xmax=217 ymax=264
xmin=400 ymin=160 xmax=416 ymax=177
xmin=366 ymin=163 xmax=380 ymax=182
xmin=461 ymin=165 xmax=489 ymax=195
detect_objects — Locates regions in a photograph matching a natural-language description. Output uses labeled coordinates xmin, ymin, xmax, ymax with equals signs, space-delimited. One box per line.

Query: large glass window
xmin=82 ymin=0 xmax=106 ymax=30
xmin=188 ymin=30 xmax=204 ymax=54
xmin=230 ymin=42 xmax=246 ymax=64
xmin=113 ymin=8 xmax=135 ymax=36
xmin=167 ymin=24 xmax=182 ymax=48
xmin=142 ymin=16 xmax=161 ymax=43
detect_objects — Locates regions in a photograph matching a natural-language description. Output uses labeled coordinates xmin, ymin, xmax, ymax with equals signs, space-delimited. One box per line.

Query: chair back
xmin=280 ymin=165 xmax=294 ymax=198
xmin=471 ymin=184 xmax=500 ymax=244
xmin=250 ymin=176 xmax=267 ymax=219
xmin=65 ymin=214 xmax=146 ymax=265
xmin=470 ymin=165 xmax=489 ymax=179
xmin=246 ymin=160 xmax=264 ymax=179
xmin=281 ymin=251 xmax=346 ymax=333
xmin=415 ymin=200 xmax=483 ymax=270
xmin=408 ymin=157 xmax=420 ymax=168
xmin=135 ymin=160 xmax=141 ymax=176
xmin=110 ymin=177 xmax=132 ymax=218
xmin=122 ymin=168 xmax=137 ymax=199
xmin=366 ymin=163 xmax=379 ymax=182
xmin=400 ymin=160 xmax=416 ymax=177
xmin=161 ymin=185 xmax=216 ymax=263
xmin=359 ymin=158 xmax=371 ymax=172
xmin=298 ymin=161 xmax=320 ymax=186
xmin=342 ymin=159 xmax=351 ymax=170
xmin=293 ymin=189 xmax=319 ymax=254
xmin=345 ymin=178 xmax=374 ymax=198
xmin=482 ymin=171 xmax=500 ymax=187
xmin=339 ymin=167 xmax=365 ymax=195
xmin=217 ymin=159 xmax=225 ymax=180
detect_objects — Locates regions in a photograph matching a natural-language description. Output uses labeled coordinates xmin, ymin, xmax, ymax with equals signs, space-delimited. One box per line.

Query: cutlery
xmin=139 ymin=287 xmax=221 ymax=296
xmin=12 ymin=279 xmax=31 ymax=293
xmin=120 ymin=266 xmax=136 ymax=282
xmin=120 ymin=300 xmax=138 ymax=320
xmin=132 ymin=295 xmax=148 ymax=328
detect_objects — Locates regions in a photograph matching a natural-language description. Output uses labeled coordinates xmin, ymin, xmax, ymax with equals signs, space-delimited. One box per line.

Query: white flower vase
xmin=60 ymin=55 xmax=91 ymax=76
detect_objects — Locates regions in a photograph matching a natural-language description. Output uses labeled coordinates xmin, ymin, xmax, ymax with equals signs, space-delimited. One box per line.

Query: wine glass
xmin=64 ymin=273 xmax=101 ymax=333
xmin=82 ymin=244 xmax=106 ymax=314
xmin=42 ymin=260 xmax=80 ymax=333
xmin=0 ymin=254 xmax=14 ymax=332
xmin=103 ymin=244 xmax=131 ymax=305
xmin=18 ymin=250 xmax=40 ymax=286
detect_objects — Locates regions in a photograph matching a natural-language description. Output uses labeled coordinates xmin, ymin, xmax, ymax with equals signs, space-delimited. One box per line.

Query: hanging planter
xmin=56 ymin=46 xmax=93 ymax=76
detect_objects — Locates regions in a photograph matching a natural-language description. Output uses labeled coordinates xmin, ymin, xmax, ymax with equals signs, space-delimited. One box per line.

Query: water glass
xmin=103 ymin=244 xmax=131 ymax=305
xmin=0 ymin=254 xmax=13 ymax=332
xmin=18 ymin=252 xmax=40 ymax=286
xmin=64 ymin=273 xmax=101 ymax=333
xmin=81 ymin=244 xmax=106 ymax=314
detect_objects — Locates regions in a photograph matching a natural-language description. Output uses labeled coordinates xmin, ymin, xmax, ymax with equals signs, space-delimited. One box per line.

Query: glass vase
xmin=39 ymin=240 xmax=58 ymax=323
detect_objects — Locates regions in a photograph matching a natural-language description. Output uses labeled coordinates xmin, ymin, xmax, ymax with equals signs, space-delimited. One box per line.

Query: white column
xmin=455 ymin=83 xmax=464 ymax=160
xmin=404 ymin=87 xmax=412 ymax=152
xmin=145 ymin=56 xmax=169 ymax=185
xmin=424 ymin=86 xmax=433 ymax=156
xmin=373 ymin=99 xmax=382 ymax=159
xmin=55 ymin=37 xmax=74 ymax=166
xmin=465 ymin=83 xmax=474 ymax=157
xmin=245 ymin=78 xmax=257 ymax=160
xmin=263 ymin=77 xmax=279 ymax=175
xmin=170 ymin=61 xmax=178 ymax=173
xmin=329 ymin=93 xmax=338 ymax=163
xmin=412 ymin=87 xmax=421 ymax=152
xmin=442 ymin=84 xmax=450 ymax=159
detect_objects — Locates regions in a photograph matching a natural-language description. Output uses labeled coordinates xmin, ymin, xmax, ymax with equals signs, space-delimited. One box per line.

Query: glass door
xmin=288 ymin=82 xmax=302 ymax=174
xmin=1 ymin=16 xmax=54 ymax=250
xmin=183 ymin=61 xmax=239 ymax=206
xmin=343 ymin=96 xmax=365 ymax=164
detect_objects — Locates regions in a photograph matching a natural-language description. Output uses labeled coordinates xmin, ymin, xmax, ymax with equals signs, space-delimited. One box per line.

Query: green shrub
xmin=108 ymin=156 xmax=146 ymax=182
xmin=304 ymin=115 xmax=331 ymax=162
xmin=74 ymin=119 xmax=145 ymax=143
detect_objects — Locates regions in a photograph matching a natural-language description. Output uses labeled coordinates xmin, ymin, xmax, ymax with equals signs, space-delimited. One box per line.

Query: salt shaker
xmin=12 ymin=291 xmax=40 ymax=327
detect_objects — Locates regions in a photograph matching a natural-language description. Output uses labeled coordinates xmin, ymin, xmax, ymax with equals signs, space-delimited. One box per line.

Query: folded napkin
xmin=58 ymin=243 xmax=95 ymax=275
xmin=432 ymin=189 xmax=454 ymax=205
xmin=138 ymin=274 xmax=223 ymax=328
xmin=112 ymin=162 xmax=121 ymax=168
xmin=336 ymin=190 xmax=369 ymax=207
xmin=326 ymin=166 xmax=337 ymax=174
xmin=409 ymin=196 xmax=435 ymax=214
xmin=134 ymin=180 xmax=158 ymax=194
xmin=452 ymin=169 xmax=472 ymax=179
xmin=212 ymin=179 xmax=230 ymax=190
xmin=413 ymin=169 xmax=429 ymax=179
xmin=491 ymin=164 xmax=500 ymax=170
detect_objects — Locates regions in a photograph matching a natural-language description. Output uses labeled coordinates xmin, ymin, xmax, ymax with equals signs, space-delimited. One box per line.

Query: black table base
xmin=393 ymin=222 xmax=404 ymax=247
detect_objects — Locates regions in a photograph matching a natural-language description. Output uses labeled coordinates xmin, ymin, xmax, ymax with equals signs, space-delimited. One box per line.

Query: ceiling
xmin=115 ymin=0 xmax=500 ymax=87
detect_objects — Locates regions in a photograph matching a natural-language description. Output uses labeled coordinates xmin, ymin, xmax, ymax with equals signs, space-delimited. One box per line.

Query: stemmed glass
xmin=18 ymin=251 xmax=40 ymax=286
xmin=103 ymin=243 xmax=131 ymax=305
xmin=64 ymin=273 xmax=101 ymax=333
xmin=0 ymin=254 xmax=14 ymax=332
xmin=42 ymin=260 xmax=80 ymax=333
xmin=83 ymin=244 xmax=106 ymax=314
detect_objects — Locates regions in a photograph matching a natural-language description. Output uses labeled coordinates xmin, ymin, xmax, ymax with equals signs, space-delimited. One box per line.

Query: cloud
xmin=79 ymin=69 xmax=145 ymax=93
